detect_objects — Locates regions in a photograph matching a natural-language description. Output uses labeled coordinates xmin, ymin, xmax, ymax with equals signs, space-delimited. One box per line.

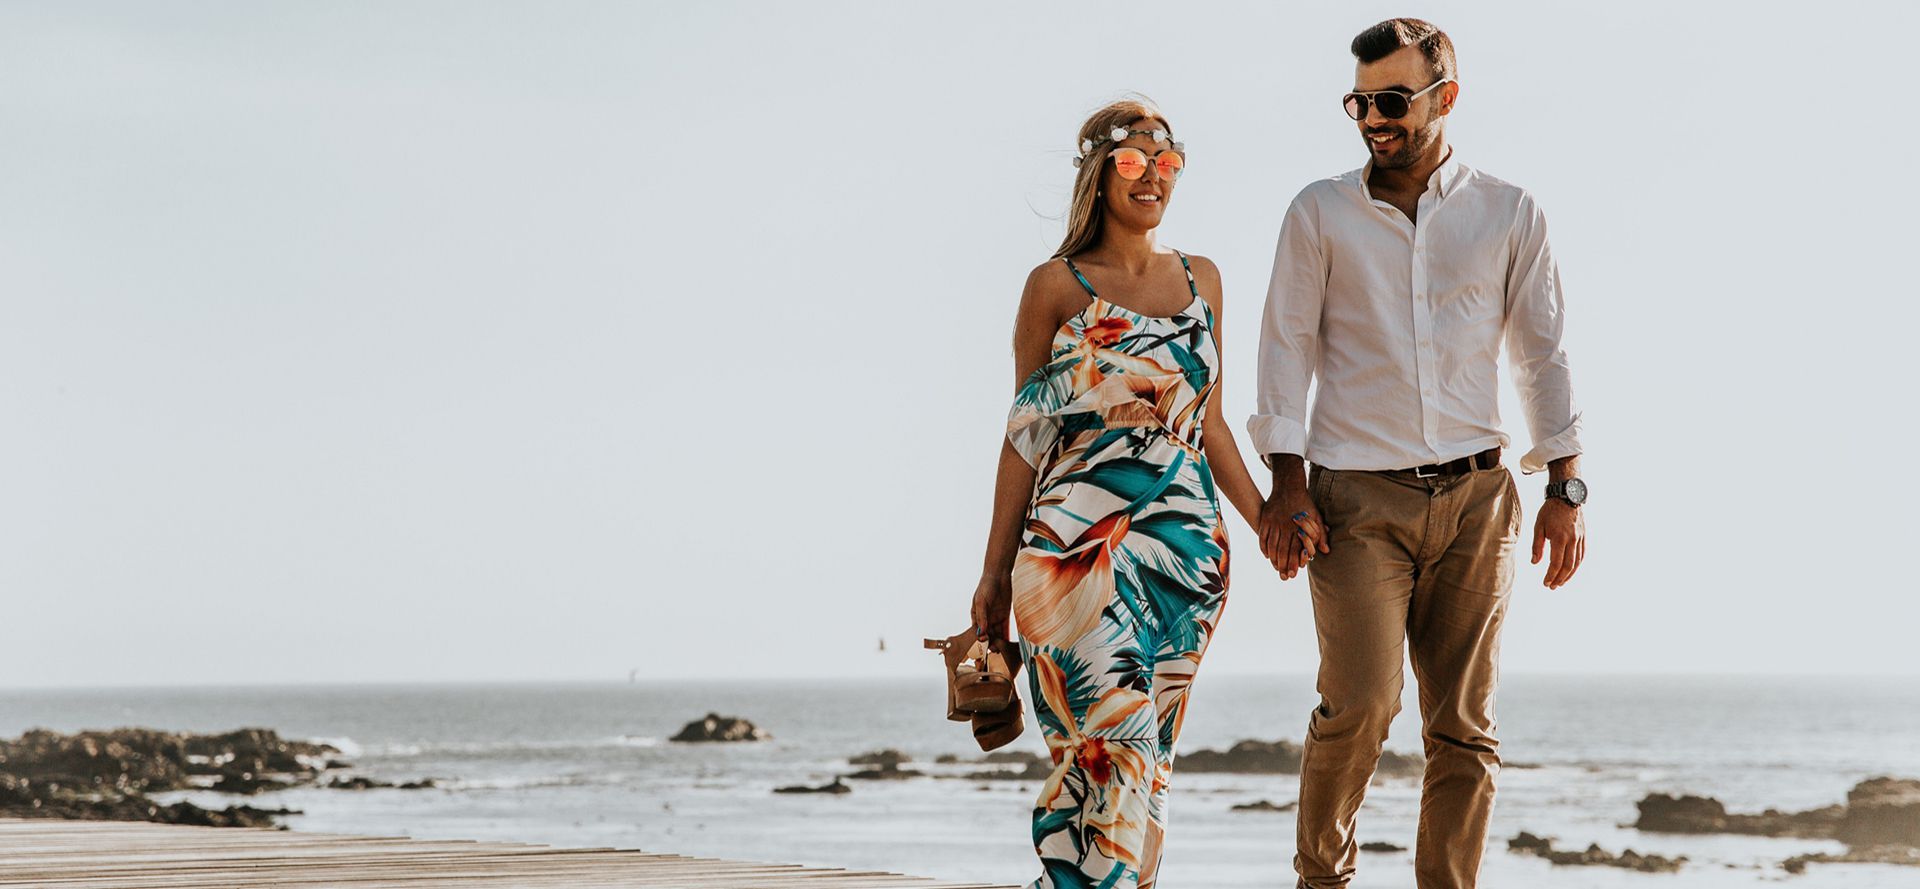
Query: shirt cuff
xmin=1518 ymin=413 xmax=1583 ymax=474
xmin=1246 ymin=413 xmax=1308 ymax=470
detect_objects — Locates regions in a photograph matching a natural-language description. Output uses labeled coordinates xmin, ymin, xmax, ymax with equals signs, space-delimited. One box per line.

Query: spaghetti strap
xmin=1059 ymin=256 xmax=1099 ymax=300
xmin=1176 ymin=250 xmax=1221 ymax=354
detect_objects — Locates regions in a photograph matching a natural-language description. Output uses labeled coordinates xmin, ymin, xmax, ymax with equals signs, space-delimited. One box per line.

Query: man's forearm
xmin=1546 ymin=454 xmax=1580 ymax=484
xmin=1269 ymin=453 xmax=1307 ymax=493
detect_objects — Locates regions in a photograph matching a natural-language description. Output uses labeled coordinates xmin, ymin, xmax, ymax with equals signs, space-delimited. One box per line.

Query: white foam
xmin=308 ymin=736 xmax=364 ymax=758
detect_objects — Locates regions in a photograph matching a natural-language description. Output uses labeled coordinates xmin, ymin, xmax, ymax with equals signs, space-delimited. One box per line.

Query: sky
xmin=2 ymin=1 xmax=1916 ymax=687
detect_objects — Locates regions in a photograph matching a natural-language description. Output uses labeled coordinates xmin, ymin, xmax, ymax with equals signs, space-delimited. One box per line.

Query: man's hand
xmin=1259 ymin=456 xmax=1328 ymax=581
xmin=1531 ymin=499 xmax=1585 ymax=589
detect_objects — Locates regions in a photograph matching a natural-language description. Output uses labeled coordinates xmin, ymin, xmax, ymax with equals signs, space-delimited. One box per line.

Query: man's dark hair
xmin=1351 ymin=18 xmax=1456 ymax=83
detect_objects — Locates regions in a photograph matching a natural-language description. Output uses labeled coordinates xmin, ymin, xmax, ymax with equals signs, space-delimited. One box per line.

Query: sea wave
xmin=435 ymin=774 xmax=617 ymax=791
xmin=307 ymin=736 xmax=364 ymax=758
xmin=363 ymin=736 xmax=660 ymax=757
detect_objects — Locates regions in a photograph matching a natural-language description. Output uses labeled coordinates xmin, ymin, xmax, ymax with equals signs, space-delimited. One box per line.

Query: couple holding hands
xmin=967 ymin=17 xmax=1587 ymax=889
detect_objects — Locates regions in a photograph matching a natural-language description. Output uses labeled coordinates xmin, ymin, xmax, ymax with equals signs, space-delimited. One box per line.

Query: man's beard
xmin=1370 ymin=114 xmax=1440 ymax=169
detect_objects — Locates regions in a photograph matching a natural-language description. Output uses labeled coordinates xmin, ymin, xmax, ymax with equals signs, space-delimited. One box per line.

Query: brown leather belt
xmin=1400 ymin=446 xmax=1502 ymax=478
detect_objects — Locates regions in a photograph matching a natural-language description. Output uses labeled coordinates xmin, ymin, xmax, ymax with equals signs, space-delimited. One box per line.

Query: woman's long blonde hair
xmin=1052 ymin=96 xmax=1173 ymax=260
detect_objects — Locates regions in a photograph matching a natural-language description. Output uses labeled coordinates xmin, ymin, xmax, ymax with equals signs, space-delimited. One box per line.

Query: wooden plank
xmin=0 ymin=818 xmax=1017 ymax=889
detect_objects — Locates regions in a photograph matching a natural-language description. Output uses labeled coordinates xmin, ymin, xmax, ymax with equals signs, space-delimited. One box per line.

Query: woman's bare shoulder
xmin=1018 ymin=257 xmax=1087 ymax=320
xmin=1024 ymin=256 xmax=1080 ymax=296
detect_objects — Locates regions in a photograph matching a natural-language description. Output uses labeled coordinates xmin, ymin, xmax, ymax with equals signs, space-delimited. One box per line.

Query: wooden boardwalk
xmin=0 ymin=818 xmax=1019 ymax=888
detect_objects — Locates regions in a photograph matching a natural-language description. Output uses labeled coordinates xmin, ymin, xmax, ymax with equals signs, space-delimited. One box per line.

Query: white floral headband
xmin=1072 ymin=127 xmax=1185 ymax=168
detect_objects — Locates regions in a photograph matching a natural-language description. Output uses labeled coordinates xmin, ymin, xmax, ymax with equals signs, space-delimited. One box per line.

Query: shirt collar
xmin=1357 ymin=145 xmax=1466 ymax=199
xmin=1431 ymin=146 xmax=1465 ymax=197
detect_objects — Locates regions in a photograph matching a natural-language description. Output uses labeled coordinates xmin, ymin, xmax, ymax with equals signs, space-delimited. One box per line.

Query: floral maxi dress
xmin=1004 ymin=251 xmax=1229 ymax=889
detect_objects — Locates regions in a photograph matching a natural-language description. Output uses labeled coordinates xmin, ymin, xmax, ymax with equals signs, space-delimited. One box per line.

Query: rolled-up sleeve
xmin=1504 ymin=191 xmax=1583 ymax=474
xmin=1246 ymin=193 xmax=1326 ymax=469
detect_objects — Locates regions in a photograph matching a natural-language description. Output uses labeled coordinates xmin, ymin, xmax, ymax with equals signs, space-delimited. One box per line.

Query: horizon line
xmin=3 ymin=668 xmax=1917 ymax=693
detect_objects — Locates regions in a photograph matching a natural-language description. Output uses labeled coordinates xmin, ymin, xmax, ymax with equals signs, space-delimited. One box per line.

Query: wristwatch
xmin=1545 ymin=478 xmax=1587 ymax=507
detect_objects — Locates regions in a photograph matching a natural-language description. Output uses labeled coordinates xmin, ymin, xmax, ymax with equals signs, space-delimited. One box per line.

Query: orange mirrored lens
xmin=1110 ymin=148 xmax=1148 ymax=180
xmin=1155 ymin=151 xmax=1184 ymax=180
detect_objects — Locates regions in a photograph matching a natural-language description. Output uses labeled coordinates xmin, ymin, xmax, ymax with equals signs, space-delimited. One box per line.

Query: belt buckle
xmin=1413 ymin=463 xmax=1440 ymax=478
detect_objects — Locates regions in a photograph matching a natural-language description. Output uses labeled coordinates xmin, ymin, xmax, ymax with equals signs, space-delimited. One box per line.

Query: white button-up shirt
xmin=1246 ymin=151 xmax=1582 ymax=474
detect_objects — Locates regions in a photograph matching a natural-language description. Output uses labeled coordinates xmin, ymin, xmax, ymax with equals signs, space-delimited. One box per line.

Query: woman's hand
xmin=970 ymin=573 xmax=1014 ymax=643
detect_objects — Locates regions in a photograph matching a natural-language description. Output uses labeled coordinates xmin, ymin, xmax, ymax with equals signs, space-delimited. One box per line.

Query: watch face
xmin=1563 ymin=478 xmax=1588 ymax=505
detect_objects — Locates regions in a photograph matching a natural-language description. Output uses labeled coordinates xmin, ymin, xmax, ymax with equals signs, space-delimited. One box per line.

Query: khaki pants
xmin=1294 ymin=464 xmax=1521 ymax=889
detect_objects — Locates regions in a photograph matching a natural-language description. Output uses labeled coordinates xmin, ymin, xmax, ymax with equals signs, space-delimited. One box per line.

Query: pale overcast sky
xmin=3 ymin=1 xmax=1914 ymax=687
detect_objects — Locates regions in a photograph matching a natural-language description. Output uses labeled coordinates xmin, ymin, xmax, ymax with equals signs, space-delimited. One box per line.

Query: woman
xmin=969 ymin=98 xmax=1270 ymax=889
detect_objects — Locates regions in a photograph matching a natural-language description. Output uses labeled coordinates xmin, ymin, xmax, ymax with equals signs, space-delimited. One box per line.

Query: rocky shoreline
xmin=19 ymin=714 xmax=1911 ymax=880
xmin=1635 ymin=777 xmax=1920 ymax=847
xmin=759 ymin=732 xmax=1920 ymax=878
xmin=1625 ymin=778 xmax=1920 ymax=875
xmin=1507 ymin=831 xmax=1686 ymax=873
xmin=0 ymin=728 xmax=436 ymax=829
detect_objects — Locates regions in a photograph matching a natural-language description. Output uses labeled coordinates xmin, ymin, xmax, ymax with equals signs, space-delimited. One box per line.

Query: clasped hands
xmin=1255 ymin=481 xmax=1329 ymax=580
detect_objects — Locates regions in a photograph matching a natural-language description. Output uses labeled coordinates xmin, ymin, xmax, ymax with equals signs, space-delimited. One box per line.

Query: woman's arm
xmin=971 ymin=263 xmax=1067 ymax=640
xmin=1188 ymin=256 xmax=1267 ymax=530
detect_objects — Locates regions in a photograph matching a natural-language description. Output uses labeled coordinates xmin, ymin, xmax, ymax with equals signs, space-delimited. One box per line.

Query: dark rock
xmin=1634 ymin=794 xmax=1730 ymax=832
xmin=0 ymin=772 xmax=296 ymax=828
xmin=935 ymin=754 xmax=962 ymax=764
xmin=327 ymin=775 xmax=436 ymax=790
xmin=1230 ymin=799 xmax=1297 ymax=812
xmin=981 ymin=750 xmax=1043 ymax=764
xmin=183 ymin=729 xmax=336 ymax=776
xmin=1635 ymin=776 xmax=1920 ymax=857
xmin=0 ymin=727 xmax=338 ymax=794
xmin=210 ymin=773 xmax=300 ymax=794
xmin=848 ymin=749 xmax=910 ymax=767
xmin=1508 ymin=832 xmax=1685 ymax=873
xmin=1360 ymin=841 xmax=1406 ymax=852
xmin=0 ymin=727 xmax=345 ymax=829
xmin=1635 ymin=792 xmax=1844 ymax=838
xmin=1508 ymin=831 xmax=1554 ymax=854
xmin=1181 ymin=739 xmax=1301 ymax=774
xmin=670 ymin=713 xmax=770 ymax=743
xmin=1837 ymin=777 xmax=1920 ymax=847
xmin=1179 ymin=739 xmax=1422 ymax=778
xmin=327 ymin=776 xmax=391 ymax=790
xmin=773 ymin=778 xmax=849 ymax=795
xmin=844 ymin=764 xmax=924 ymax=780
xmin=1784 ymin=845 xmax=1920 ymax=873
xmin=153 ymin=801 xmax=298 ymax=829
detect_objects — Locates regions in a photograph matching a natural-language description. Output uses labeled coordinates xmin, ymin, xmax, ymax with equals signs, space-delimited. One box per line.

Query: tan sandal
xmin=924 ymin=628 xmax=1018 ymax=719
xmin=970 ymin=644 xmax=1025 ymax=751
xmin=971 ymin=690 xmax=1025 ymax=751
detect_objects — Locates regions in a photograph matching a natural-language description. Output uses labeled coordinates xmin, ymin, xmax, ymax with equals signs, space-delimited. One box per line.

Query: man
xmin=1246 ymin=18 xmax=1587 ymax=889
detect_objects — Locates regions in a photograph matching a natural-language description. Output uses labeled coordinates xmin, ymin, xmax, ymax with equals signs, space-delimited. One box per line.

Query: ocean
xmin=3 ymin=674 xmax=1916 ymax=888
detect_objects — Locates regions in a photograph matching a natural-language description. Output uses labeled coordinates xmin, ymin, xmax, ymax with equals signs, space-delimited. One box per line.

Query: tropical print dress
xmin=1005 ymin=251 xmax=1229 ymax=889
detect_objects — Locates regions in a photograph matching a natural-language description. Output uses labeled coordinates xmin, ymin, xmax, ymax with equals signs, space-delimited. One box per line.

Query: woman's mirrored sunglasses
xmin=1108 ymin=146 xmax=1185 ymax=181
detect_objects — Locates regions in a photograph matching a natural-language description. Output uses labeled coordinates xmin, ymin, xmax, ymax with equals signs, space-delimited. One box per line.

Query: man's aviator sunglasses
xmin=1342 ymin=78 xmax=1453 ymax=121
